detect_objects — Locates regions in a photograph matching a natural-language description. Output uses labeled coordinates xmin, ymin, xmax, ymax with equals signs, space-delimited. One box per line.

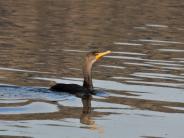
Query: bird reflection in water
xmin=80 ymin=94 xmax=94 ymax=125
xmin=80 ymin=94 xmax=104 ymax=135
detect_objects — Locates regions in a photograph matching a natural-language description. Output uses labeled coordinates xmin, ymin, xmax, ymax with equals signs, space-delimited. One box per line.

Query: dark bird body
xmin=50 ymin=84 xmax=88 ymax=94
xmin=50 ymin=51 xmax=111 ymax=95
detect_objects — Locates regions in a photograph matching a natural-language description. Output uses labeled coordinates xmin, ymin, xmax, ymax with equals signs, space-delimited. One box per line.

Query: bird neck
xmin=83 ymin=59 xmax=94 ymax=91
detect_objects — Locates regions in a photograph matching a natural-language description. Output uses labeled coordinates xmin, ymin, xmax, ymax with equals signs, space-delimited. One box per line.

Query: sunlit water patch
xmin=158 ymin=49 xmax=184 ymax=52
xmin=126 ymin=80 xmax=184 ymax=88
xmin=112 ymin=51 xmax=146 ymax=56
xmin=99 ymin=65 xmax=125 ymax=69
xmin=134 ymin=26 xmax=147 ymax=30
xmin=0 ymin=99 xmax=28 ymax=104
xmin=132 ymin=72 xmax=184 ymax=82
xmin=0 ymin=102 xmax=58 ymax=114
xmin=62 ymin=49 xmax=88 ymax=53
xmin=136 ymin=39 xmax=184 ymax=44
xmin=145 ymin=24 xmax=168 ymax=28
xmin=113 ymin=42 xmax=143 ymax=46
xmin=111 ymin=76 xmax=142 ymax=80
xmin=124 ymin=62 xmax=154 ymax=67
xmin=105 ymin=55 xmax=143 ymax=60
xmin=0 ymin=85 xmax=71 ymax=101
xmin=0 ymin=106 xmax=184 ymax=138
xmin=145 ymin=61 xmax=184 ymax=67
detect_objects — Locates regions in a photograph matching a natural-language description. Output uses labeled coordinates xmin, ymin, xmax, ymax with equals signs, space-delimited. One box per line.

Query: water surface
xmin=0 ymin=0 xmax=184 ymax=138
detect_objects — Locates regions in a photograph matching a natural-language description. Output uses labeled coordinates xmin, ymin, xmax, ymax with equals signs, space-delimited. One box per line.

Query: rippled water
xmin=0 ymin=1 xmax=184 ymax=138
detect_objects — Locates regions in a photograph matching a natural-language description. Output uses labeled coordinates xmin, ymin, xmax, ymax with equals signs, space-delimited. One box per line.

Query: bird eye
xmin=91 ymin=51 xmax=100 ymax=56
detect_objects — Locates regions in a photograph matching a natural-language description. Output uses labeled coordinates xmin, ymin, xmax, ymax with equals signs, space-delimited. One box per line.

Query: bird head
xmin=86 ymin=50 xmax=111 ymax=64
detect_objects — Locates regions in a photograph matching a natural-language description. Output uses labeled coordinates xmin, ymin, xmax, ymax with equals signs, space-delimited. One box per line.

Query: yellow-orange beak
xmin=95 ymin=50 xmax=111 ymax=60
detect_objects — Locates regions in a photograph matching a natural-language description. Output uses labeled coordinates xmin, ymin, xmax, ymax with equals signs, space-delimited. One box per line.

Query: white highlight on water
xmin=62 ymin=49 xmax=88 ymax=53
xmin=114 ymin=42 xmax=143 ymax=46
xmin=99 ymin=65 xmax=125 ymax=69
xmin=158 ymin=49 xmax=184 ymax=52
xmin=145 ymin=24 xmax=168 ymax=28
xmin=112 ymin=51 xmax=146 ymax=56
xmin=0 ymin=67 xmax=52 ymax=74
xmin=137 ymin=39 xmax=184 ymax=44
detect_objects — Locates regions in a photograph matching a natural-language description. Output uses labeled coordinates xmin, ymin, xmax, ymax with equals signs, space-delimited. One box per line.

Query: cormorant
xmin=50 ymin=50 xmax=111 ymax=95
